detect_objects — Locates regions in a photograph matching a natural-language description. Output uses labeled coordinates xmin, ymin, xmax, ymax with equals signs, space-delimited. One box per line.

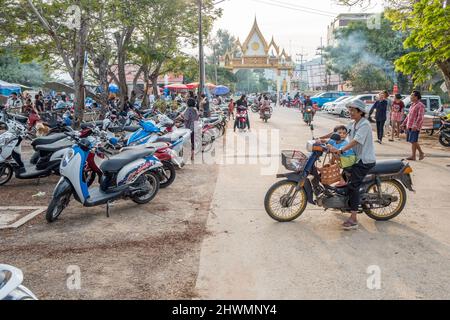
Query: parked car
xmin=403 ymin=95 xmax=450 ymax=116
xmin=311 ymin=92 xmax=347 ymax=107
xmin=331 ymin=96 xmax=355 ymax=116
xmin=323 ymin=96 xmax=351 ymax=113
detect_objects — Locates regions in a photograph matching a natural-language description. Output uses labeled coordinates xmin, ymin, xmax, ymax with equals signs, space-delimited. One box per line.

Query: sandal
xmin=343 ymin=219 xmax=358 ymax=231
xmin=419 ymin=153 xmax=425 ymax=161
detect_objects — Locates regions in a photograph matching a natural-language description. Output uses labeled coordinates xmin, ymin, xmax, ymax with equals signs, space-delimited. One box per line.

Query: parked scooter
xmin=46 ymin=132 xmax=162 ymax=222
xmin=264 ymin=133 xmax=415 ymax=222
xmin=0 ymin=113 xmax=70 ymax=186
xmin=0 ymin=264 xmax=38 ymax=300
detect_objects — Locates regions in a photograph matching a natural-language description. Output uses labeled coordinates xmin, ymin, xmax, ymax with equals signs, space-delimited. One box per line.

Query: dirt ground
xmin=0 ymin=141 xmax=220 ymax=300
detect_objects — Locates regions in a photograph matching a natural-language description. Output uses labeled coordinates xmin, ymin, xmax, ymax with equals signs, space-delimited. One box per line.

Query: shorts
xmin=406 ymin=129 xmax=420 ymax=143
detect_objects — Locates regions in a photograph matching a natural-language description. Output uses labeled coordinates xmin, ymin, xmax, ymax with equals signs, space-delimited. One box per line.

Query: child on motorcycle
xmin=318 ymin=125 xmax=357 ymax=187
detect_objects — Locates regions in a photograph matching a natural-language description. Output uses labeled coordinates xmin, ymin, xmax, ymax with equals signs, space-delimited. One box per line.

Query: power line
xmin=250 ymin=0 xmax=336 ymax=17
xmin=265 ymin=0 xmax=336 ymax=15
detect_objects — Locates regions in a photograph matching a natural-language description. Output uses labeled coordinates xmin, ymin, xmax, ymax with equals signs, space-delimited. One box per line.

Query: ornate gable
xmin=242 ymin=17 xmax=269 ymax=56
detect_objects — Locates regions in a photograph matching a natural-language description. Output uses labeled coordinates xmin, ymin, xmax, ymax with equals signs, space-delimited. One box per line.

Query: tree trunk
xmin=114 ymin=27 xmax=134 ymax=110
xmin=438 ymin=60 xmax=450 ymax=94
xmin=142 ymin=67 xmax=150 ymax=108
xmin=73 ymin=13 xmax=88 ymax=128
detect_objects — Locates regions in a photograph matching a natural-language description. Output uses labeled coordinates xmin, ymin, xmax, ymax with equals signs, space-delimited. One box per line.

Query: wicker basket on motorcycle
xmin=281 ymin=150 xmax=308 ymax=172
xmin=318 ymin=153 xmax=342 ymax=185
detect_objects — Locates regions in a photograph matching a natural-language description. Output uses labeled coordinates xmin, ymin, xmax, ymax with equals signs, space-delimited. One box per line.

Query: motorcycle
xmin=260 ymin=107 xmax=272 ymax=123
xmin=0 ymin=264 xmax=37 ymax=300
xmin=251 ymin=103 xmax=260 ymax=113
xmin=303 ymin=106 xmax=313 ymax=126
xmin=236 ymin=109 xmax=249 ymax=132
xmin=0 ymin=114 xmax=71 ymax=186
xmin=46 ymin=132 xmax=162 ymax=222
xmin=264 ymin=134 xmax=414 ymax=222
xmin=438 ymin=117 xmax=450 ymax=147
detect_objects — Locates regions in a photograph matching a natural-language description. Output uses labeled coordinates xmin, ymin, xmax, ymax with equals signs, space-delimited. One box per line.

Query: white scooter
xmin=0 ymin=265 xmax=38 ymax=300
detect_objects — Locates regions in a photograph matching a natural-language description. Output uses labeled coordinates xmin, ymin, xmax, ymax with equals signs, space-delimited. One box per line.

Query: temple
xmin=220 ymin=18 xmax=295 ymax=95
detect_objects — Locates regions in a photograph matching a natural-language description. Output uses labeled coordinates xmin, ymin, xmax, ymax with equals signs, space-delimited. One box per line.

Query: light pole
xmin=198 ymin=0 xmax=205 ymax=102
xmin=198 ymin=0 xmax=227 ymax=104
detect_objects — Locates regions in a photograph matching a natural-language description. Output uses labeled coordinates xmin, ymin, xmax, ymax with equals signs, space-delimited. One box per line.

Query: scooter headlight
xmin=62 ymin=149 xmax=75 ymax=167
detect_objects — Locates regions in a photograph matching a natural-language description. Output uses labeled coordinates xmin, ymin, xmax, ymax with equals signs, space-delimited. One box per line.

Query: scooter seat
xmin=368 ymin=160 xmax=404 ymax=175
xmin=154 ymin=137 xmax=174 ymax=143
xmin=203 ymin=117 xmax=220 ymax=123
xmin=12 ymin=114 xmax=28 ymax=124
xmin=31 ymin=133 xmax=67 ymax=147
xmin=123 ymin=126 xmax=140 ymax=132
xmin=35 ymin=138 xmax=73 ymax=152
xmin=80 ymin=121 xmax=103 ymax=129
xmin=100 ymin=149 xmax=155 ymax=173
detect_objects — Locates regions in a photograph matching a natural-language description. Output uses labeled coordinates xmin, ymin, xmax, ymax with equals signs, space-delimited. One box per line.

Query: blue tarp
xmin=0 ymin=80 xmax=21 ymax=96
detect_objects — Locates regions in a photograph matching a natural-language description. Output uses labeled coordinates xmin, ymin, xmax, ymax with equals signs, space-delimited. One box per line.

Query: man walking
xmin=369 ymin=91 xmax=389 ymax=144
xmin=402 ymin=90 xmax=426 ymax=161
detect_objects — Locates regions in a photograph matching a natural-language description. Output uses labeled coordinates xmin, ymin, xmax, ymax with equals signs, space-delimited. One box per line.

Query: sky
xmin=212 ymin=0 xmax=385 ymax=62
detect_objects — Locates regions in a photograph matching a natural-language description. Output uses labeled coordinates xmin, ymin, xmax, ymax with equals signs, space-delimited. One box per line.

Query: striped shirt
xmin=403 ymin=101 xmax=425 ymax=130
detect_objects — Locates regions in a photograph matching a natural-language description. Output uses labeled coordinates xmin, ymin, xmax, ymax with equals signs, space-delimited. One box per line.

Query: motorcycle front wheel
xmin=46 ymin=192 xmax=71 ymax=222
xmin=159 ymin=161 xmax=176 ymax=189
xmin=264 ymin=180 xmax=307 ymax=222
xmin=439 ymin=134 xmax=450 ymax=147
xmin=363 ymin=179 xmax=407 ymax=221
xmin=0 ymin=163 xmax=13 ymax=186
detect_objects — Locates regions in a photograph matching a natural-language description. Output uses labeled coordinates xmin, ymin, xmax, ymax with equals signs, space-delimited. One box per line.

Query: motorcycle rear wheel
xmin=363 ymin=179 xmax=407 ymax=221
xmin=264 ymin=180 xmax=307 ymax=222
xmin=132 ymin=172 xmax=160 ymax=204
xmin=0 ymin=164 xmax=13 ymax=186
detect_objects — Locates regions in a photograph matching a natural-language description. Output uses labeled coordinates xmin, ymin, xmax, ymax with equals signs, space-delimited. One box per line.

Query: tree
xmin=0 ymin=50 xmax=48 ymax=87
xmin=325 ymin=15 xmax=412 ymax=92
xmin=338 ymin=0 xmax=450 ymax=90
xmin=386 ymin=0 xmax=450 ymax=90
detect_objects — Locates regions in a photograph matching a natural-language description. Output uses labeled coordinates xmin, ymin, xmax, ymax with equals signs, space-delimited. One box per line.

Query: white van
xmin=403 ymin=95 xmax=449 ymax=115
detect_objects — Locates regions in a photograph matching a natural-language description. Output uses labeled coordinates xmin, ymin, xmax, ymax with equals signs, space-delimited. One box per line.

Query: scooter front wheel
xmin=46 ymin=192 xmax=71 ymax=223
xmin=159 ymin=161 xmax=176 ymax=189
xmin=0 ymin=163 xmax=13 ymax=186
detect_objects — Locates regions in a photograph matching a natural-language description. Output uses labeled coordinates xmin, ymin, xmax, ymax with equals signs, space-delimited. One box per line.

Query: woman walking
xmin=389 ymin=94 xmax=405 ymax=141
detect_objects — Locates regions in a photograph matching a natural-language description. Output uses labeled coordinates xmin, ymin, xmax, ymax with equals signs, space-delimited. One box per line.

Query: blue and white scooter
xmin=46 ymin=133 xmax=163 ymax=223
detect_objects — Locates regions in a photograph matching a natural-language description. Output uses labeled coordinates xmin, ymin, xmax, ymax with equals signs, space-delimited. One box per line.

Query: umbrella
xmin=206 ymin=83 xmax=217 ymax=89
xmin=186 ymin=82 xmax=199 ymax=90
xmin=213 ymin=85 xmax=230 ymax=96
xmin=109 ymin=84 xmax=120 ymax=93
xmin=165 ymin=84 xmax=189 ymax=91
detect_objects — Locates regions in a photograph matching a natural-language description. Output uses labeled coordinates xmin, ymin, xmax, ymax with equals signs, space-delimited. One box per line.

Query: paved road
xmin=195 ymin=107 xmax=450 ymax=300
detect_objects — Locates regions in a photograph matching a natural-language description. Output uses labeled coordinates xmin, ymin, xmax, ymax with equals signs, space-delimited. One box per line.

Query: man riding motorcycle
xmin=259 ymin=96 xmax=272 ymax=120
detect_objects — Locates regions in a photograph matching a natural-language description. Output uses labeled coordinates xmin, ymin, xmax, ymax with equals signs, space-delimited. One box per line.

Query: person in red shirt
xmin=401 ymin=91 xmax=425 ymax=161
xmin=389 ymin=93 xmax=405 ymax=142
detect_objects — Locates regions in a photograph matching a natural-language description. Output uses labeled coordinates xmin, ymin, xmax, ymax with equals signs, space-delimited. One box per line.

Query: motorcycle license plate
xmin=264 ymin=112 xmax=270 ymax=115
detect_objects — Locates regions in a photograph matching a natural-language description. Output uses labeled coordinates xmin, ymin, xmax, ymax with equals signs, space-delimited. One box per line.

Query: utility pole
xmin=198 ymin=0 xmax=205 ymax=101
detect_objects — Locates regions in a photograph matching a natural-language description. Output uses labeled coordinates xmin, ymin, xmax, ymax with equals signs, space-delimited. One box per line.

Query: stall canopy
xmin=0 ymin=80 xmax=22 ymax=96
xmin=165 ymin=84 xmax=189 ymax=91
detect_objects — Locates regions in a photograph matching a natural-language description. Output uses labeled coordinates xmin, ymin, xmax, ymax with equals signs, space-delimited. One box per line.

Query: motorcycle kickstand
xmin=106 ymin=201 xmax=111 ymax=218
